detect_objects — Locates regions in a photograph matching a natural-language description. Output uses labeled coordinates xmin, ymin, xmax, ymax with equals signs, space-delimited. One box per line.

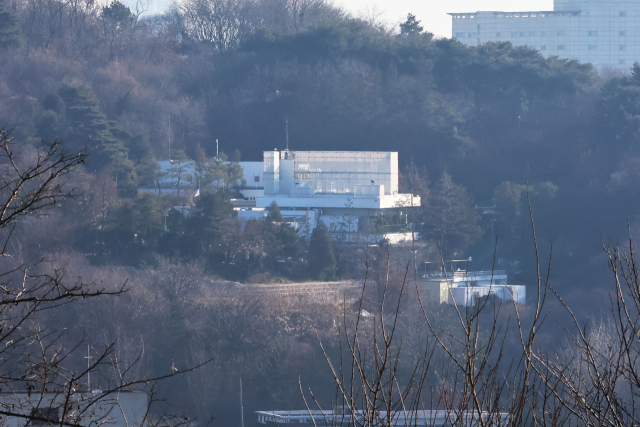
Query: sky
xmin=336 ymin=0 xmax=554 ymax=38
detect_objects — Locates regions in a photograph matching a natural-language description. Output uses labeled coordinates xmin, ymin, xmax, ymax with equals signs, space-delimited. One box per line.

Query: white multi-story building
xmin=451 ymin=0 xmax=640 ymax=71
xmin=236 ymin=150 xmax=421 ymax=242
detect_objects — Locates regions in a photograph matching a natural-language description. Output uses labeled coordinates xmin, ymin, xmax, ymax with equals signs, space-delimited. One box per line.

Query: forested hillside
xmin=2 ymin=0 xmax=640 ymax=423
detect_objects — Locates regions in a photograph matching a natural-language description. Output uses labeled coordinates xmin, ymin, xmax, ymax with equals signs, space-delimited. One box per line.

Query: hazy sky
xmin=337 ymin=0 xmax=554 ymax=38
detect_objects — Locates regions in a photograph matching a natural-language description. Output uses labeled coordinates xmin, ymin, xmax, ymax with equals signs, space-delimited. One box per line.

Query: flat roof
xmin=448 ymin=10 xmax=580 ymax=16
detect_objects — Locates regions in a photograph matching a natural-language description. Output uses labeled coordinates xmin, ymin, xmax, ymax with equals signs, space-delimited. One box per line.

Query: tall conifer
xmin=308 ymin=222 xmax=337 ymax=281
xmin=0 ymin=0 xmax=21 ymax=49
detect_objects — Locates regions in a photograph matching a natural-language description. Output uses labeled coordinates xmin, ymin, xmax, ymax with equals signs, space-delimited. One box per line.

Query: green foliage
xmin=267 ymin=201 xmax=283 ymax=222
xmin=422 ymin=172 xmax=482 ymax=257
xmin=308 ymin=222 xmax=337 ymax=281
xmin=102 ymin=1 xmax=134 ymax=25
xmin=57 ymin=84 xmax=139 ymax=195
xmin=597 ymin=62 xmax=640 ymax=152
xmin=0 ymin=0 xmax=21 ymax=49
xmin=166 ymin=150 xmax=195 ymax=197
xmin=401 ymin=163 xmax=430 ymax=206
xmin=399 ymin=14 xmax=423 ymax=36
xmin=187 ymin=190 xmax=239 ymax=262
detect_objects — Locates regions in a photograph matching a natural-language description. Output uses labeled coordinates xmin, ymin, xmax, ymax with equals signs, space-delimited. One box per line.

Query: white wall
xmin=449 ymin=285 xmax=526 ymax=306
xmin=263 ymin=151 xmax=400 ymax=196
xmin=239 ymin=162 xmax=264 ymax=188
xmin=0 ymin=392 xmax=148 ymax=427
xmin=452 ymin=0 xmax=640 ymax=70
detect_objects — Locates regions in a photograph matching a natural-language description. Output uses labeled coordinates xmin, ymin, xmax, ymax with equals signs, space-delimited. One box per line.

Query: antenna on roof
xmin=285 ymin=118 xmax=289 ymax=151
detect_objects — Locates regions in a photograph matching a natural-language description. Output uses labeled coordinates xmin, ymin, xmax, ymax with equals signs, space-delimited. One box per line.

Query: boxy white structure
xmin=419 ymin=270 xmax=526 ymax=307
xmin=0 ymin=391 xmax=148 ymax=427
xmin=451 ymin=0 xmax=640 ymax=71
xmin=237 ymin=150 xmax=420 ymax=241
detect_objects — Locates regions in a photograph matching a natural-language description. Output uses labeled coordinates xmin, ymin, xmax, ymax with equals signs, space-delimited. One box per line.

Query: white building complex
xmin=236 ymin=150 xmax=421 ymax=243
xmin=451 ymin=0 xmax=640 ymax=70
xmin=419 ymin=270 xmax=526 ymax=307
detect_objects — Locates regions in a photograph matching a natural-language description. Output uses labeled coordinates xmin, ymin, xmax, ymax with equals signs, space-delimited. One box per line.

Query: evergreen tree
xmin=308 ymin=222 xmax=337 ymax=281
xmin=399 ymin=14 xmax=423 ymax=36
xmin=186 ymin=190 xmax=239 ymax=263
xmin=0 ymin=0 xmax=21 ymax=49
xmin=57 ymin=84 xmax=138 ymax=195
xmin=166 ymin=150 xmax=194 ymax=197
xmin=267 ymin=201 xmax=283 ymax=222
xmin=422 ymin=172 xmax=482 ymax=257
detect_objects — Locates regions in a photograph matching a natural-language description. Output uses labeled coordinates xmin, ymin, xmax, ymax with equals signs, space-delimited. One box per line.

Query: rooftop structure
xmin=0 ymin=391 xmax=148 ymax=427
xmin=420 ymin=269 xmax=526 ymax=306
xmin=451 ymin=0 xmax=640 ymax=70
xmin=256 ymin=409 xmax=509 ymax=426
xmin=237 ymin=150 xmax=421 ymax=242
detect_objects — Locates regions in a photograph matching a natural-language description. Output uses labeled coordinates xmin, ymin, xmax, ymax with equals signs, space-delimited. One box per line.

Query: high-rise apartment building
xmin=450 ymin=0 xmax=639 ymax=70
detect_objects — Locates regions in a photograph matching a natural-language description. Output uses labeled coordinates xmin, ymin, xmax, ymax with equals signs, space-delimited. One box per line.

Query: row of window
xmin=452 ymin=11 xmax=629 ymax=19
xmin=526 ymin=45 xmax=629 ymax=53
xmin=456 ymin=31 xmax=630 ymax=39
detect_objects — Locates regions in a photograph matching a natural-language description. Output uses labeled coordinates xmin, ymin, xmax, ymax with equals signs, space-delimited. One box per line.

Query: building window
xmin=496 ymin=32 xmax=501 ymax=37
xmin=620 ymin=31 xmax=627 ymax=36
xmin=529 ymin=32 xmax=537 ymax=36
xmin=620 ymin=45 xmax=627 ymax=50
xmin=557 ymin=45 xmax=565 ymax=50
xmin=588 ymin=45 xmax=597 ymax=50
xmin=540 ymin=31 xmax=547 ymax=36
xmin=620 ymin=59 xmax=627 ymax=65
xmin=557 ymin=31 xmax=566 ymax=36
xmin=588 ymin=31 xmax=598 ymax=36
xmin=455 ymin=32 xmax=465 ymax=38
xmin=520 ymin=32 xmax=526 ymax=37
xmin=620 ymin=11 xmax=627 ymax=17
xmin=540 ymin=45 xmax=547 ymax=50
xmin=468 ymin=32 xmax=476 ymax=37
xmin=254 ymin=176 xmax=260 ymax=183
xmin=511 ymin=31 xmax=518 ymax=37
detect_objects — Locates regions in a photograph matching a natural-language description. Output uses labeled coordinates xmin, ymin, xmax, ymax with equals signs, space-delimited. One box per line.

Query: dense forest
xmin=2 ymin=0 xmax=640 ymax=424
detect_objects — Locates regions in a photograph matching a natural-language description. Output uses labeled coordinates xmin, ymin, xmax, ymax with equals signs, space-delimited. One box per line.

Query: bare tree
xmin=179 ymin=0 xmax=254 ymax=51
xmin=300 ymin=198 xmax=568 ymax=427
xmin=532 ymin=235 xmax=640 ymax=427
xmin=0 ymin=127 xmax=207 ymax=427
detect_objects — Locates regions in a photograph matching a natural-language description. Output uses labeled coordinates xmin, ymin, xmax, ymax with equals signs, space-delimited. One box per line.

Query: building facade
xmin=0 ymin=391 xmax=148 ymax=427
xmin=451 ymin=0 xmax=640 ymax=70
xmin=419 ymin=270 xmax=526 ymax=306
xmin=236 ymin=150 xmax=421 ymax=242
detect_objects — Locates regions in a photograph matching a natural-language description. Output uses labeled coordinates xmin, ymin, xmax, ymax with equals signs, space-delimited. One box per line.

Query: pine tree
xmin=267 ymin=201 xmax=283 ymax=222
xmin=57 ymin=84 xmax=138 ymax=194
xmin=0 ymin=0 xmax=21 ymax=50
xmin=308 ymin=222 xmax=337 ymax=281
xmin=399 ymin=14 xmax=423 ymax=36
xmin=422 ymin=172 xmax=482 ymax=257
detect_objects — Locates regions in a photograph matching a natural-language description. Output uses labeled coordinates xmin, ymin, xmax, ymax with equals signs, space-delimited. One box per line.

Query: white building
xmin=419 ymin=270 xmax=526 ymax=306
xmin=237 ymin=161 xmax=264 ymax=201
xmin=139 ymin=159 xmax=196 ymax=197
xmin=451 ymin=0 xmax=640 ymax=71
xmin=257 ymin=409 xmax=509 ymax=426
xmin=236 ymin=150 xmax=421 ymax=241
xmin=0 ymin=391 xmax=148 ymax=427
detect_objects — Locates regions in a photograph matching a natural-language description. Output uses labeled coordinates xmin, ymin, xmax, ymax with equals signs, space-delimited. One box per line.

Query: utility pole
xmin=85 ymin=346 xmax=93 ymax=390
xmin=168 ymin=115 xmax=171 ymax=160
xmin=285 ymin=119 xmax=289 ymax=150
xmin=240 ymin=378 xmax=245 ymax=427
xmin=216 ymin=139 xmax=219 ymax=160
